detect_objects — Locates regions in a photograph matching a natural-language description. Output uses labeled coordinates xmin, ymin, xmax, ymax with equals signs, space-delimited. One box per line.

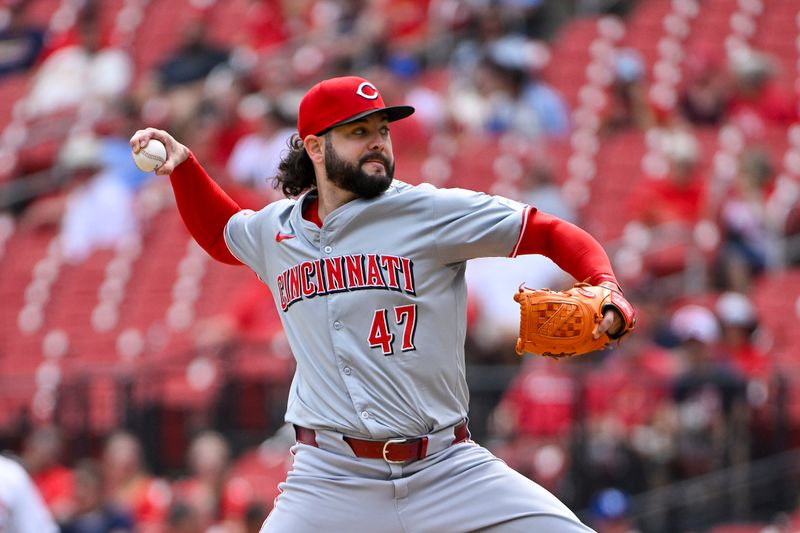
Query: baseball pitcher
xmin=131 ymin=75 xmax=634 ymax=532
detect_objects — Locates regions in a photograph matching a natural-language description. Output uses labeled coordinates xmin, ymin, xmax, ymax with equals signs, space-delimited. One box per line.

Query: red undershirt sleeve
xmin=169 ymin=152 xmax=243 ymax=265
xmin=512 ymin=206 xmax=620 ymax=288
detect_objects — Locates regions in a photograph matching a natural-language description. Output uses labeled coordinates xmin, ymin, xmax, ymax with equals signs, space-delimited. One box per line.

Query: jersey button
xmin=343 ymin=366 xmax=352 ymax=375
xmin=323 ymin=245 xmax=332 ymax=254
xmin=333 ymin=321 xmax=342 ymax=330
xmin=360 ymin=411 xmax=370 ymax=419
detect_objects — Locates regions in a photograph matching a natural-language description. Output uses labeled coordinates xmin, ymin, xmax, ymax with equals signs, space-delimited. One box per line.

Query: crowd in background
xmin=1 ymin=0 xmax=799 ymax=531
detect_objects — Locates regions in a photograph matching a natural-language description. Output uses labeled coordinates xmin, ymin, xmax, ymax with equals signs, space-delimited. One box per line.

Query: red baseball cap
xmin=297 ymin=76 xmax=415 ymax=139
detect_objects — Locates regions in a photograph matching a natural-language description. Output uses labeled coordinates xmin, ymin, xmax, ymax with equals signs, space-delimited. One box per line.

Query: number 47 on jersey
xmin=368 ymin=304 xmax=417 ymax=356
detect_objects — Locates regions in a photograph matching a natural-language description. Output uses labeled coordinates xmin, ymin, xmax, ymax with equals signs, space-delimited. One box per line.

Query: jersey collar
xmin=303 ymin=195 xmax=323 ymax=228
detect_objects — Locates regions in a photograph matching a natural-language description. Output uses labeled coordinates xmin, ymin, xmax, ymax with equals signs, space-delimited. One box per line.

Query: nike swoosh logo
xmin=275 ymin=232 xmax=296 ymax=243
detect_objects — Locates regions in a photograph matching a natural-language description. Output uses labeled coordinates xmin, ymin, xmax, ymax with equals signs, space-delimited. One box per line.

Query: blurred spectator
xmin=0 ymin=0 xmax=46 ymax=77
xmin=313 ymin=0 xmax=433 ymax=68
xmin=22 ymin=133 xmax=140 ymax=263
xmin=492 ymin=357 xmax=578 ymax=442
xmin=520 ymin=162 xmax=576 ymax=222
xmin=169 ymin=92 xmax=246 ymax=183
xmin=583 ymin=347 xmax=676 ymax=438
xmin=102 ymin=431 xmax=172 ymax=531
xmin=608 ymin=303 xmax=683 ymax=490
xmin=0 ymin=454 xmax=59 ymax=533
xmin=20 ymin=425 xmax=75 ymax=524
xmin=452 ymin=36 xmax=570 ymax=139
xmin=625 ymin=129 xmax=708 ymax=279
xmin=572 ymin=332 xmax=673 ymax=506
xmin=226 ymin=94 xmax=296 ymax=193
xmin=678 ymin=48 xmax=730 ymax=127
xmin=171 ymin=430 xmax=247 ymax=530
xmin=156 ymin=18 xmax=229 ymax=91
xmin=489 ymin=358 xmax=576 ymax=494
xmin=60 ymin=459 xmax=134 ymax=533
xmin=449 ymin=8 xmax=509 ymax=77
xmin=628 ymin=129 xmax=706 ymax=227
xmin=628 ymin=401 xmax=679 ymax=490
xmin=294 ymin=0 xmax=429 ymax=75
xmin=142 ymin=16 xmax=230 ymax=130
xmin=164 ymin=502 xmax=202 ymax=533
xmin=600 ymin=48 xmax=655 ymax=136
xmin=715 ymin=292 xmax=785 ymax=461
xmin=727 ymin=48 xmax=798 ymax=137
xmin=669 ymin=305 xmax=747 ymax=480
xmin=712 ymin=147 xmax=779 ymax=292
xmin=193 ymin=275 xmax=284 ymax=351
xmin=25 ymin=6 xmax=132 ymax=116
xmin=198 ymin=69 xmax=260 ymax=176
xmin=575 ymin=417 xmax=649 ymax=510
xmin=383 ymin=54 xmax=448 ymax=133
xmin=715 ymin=292 xmax=767 ymax=379
xmin=236 ymin=0 xmax=290 ymax=57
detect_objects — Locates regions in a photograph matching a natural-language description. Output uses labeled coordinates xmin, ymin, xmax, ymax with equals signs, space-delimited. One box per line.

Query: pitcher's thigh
xmin=474 ymin=514 xmax=596 ymax=532
xmin=401 ymin=444 xmax=594 ymax=533
xmin=260 ymin=449 xmax=404 ymax=533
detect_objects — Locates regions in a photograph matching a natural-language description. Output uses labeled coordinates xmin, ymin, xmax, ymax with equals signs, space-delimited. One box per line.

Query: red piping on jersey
xmin=170 ymin=152 xmax=243 ymax=265
xmin=303 ymin=197 xmax=323 ymax=227
xmin=510 ymin=206 xmax=531 ymax=257
xmin=511 ymin=206 xmax=619 ymax=288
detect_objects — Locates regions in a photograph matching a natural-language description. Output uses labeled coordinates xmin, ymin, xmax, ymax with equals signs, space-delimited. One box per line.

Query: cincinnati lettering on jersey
xmin=276 ymin=254 xmax=416 ymax=311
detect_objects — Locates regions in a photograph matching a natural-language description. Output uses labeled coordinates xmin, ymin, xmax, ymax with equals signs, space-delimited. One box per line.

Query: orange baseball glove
xmin=513 ymin=283 xmax=635 ymax=358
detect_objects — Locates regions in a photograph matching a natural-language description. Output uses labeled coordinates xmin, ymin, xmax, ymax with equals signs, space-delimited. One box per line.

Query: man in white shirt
xmin=0 ymin=455 xmax=59 ymax=533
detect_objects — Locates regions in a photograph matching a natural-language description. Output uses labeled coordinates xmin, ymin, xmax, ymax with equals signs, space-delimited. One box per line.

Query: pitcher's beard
xmin=325 ymin=144 xmax=394 ymax=199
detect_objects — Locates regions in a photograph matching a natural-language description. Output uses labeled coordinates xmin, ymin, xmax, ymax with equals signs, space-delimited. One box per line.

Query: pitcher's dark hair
xmin=274 ymin=134 xmax=317 ymax=198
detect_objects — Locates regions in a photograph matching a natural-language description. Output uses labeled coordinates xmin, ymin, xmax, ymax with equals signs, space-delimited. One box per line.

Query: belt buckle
xmin=382 ymin=438 xmax=409 ymax=464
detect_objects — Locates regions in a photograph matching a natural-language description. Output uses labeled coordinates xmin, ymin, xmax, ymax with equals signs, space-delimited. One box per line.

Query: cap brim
xmin=318 ymin=105 xmax=415 ymax=135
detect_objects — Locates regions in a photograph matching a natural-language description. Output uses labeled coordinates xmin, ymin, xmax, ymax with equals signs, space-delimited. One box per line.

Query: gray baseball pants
xmin=260 ymin=426 xmax=595 ymax=533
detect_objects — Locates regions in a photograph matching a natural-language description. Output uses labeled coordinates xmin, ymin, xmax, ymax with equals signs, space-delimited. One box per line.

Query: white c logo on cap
xmin=356 ymin=82 xmax=379 ymax=100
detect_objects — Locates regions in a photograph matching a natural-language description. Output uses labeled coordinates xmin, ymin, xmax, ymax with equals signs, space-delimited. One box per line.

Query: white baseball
xmin=132 ymin=139 xmax=167 ymax=172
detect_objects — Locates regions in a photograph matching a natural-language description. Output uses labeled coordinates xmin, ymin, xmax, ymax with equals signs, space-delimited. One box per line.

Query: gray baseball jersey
xmin=224 ymin=180 xmax=526 ymax=439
